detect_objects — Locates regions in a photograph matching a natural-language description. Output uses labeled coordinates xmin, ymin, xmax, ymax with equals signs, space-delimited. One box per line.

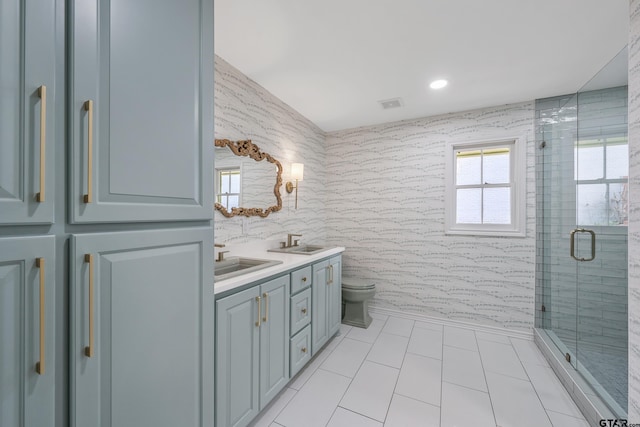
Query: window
xmin=575 ymin=135 xmax=628 ymax=226
xmin=216 ymin=168 xmax=240 ymax=210
xmin=446 ymin=138 xmax=525 ymax=236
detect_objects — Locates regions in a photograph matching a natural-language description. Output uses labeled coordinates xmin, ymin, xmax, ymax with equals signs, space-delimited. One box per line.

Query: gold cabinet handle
xmin=301 ymin=347 xmax=307 ymax=353
xmin=35 ymin=258 xmax=45 ymax=374
xmin=84 ymin=254 xmax=94 ymax=357
xmin=301 ymin=277 xmax=307 ymax=282
xmin=263 ymin=292 xmax=269 ymax=323
xmin=327 ymin=265 xmax=333 ymax=285
xmin=255 ymin=296 xmax=261 ymax=327
xmin=301 ymin=308 xmax=307 ymax=314
xmin=36 ymin=86 xmax=47 ymax=202
xmin=83 ymin=100 xmax=94 ymax=203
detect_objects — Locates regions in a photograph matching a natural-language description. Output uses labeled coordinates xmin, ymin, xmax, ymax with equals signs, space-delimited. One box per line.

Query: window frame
xmin=445 ymin=137 xmax=526 ymax=237
xmin=574 ymin=133 xmax=628 ymax=227
xmin=215 ymin=166 xmax=242 ymax=210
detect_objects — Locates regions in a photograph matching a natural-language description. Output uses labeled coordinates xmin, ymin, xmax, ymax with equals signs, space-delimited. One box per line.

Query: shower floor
xmin=579 ymin=346 xmax=628 ymax=412
xmin=549 ymin=329 xmax=627 ymax=413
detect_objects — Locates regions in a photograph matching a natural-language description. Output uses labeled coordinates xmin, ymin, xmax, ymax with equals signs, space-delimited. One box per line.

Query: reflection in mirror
xmin=216 ymin=167 xmax=240 ymax=210
xmin=214 ymin=139 xmax=283 ymax=217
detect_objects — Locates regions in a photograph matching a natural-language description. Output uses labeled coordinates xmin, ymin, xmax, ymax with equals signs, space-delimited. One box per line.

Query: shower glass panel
xmin=537 ymin=47 xmax=628 ymax=417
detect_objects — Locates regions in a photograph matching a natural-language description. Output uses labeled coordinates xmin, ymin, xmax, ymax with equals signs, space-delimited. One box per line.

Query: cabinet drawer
xmin=290 ymin=325 xmax=311 ymax=378
xmin=290 ymin=288 xmax=311 ymax=336
xmin=290 ymin=266 xmax=311 ymax=295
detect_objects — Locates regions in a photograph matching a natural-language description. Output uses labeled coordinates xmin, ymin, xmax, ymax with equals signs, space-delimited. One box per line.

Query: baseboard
xmin=368 ymin=306 xmax=534 ymax=341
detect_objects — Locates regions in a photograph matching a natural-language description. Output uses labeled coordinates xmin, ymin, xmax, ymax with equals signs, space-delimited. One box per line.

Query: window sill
xmin=445 ymin=227 xmax=526 ymax=238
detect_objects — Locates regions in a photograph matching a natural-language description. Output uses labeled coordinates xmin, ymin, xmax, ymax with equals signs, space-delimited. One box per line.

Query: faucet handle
xmin=293 ymin=239 xmax=300 ymax=247
xmin=216 ymin=250 xmax=229 ymax=262
xmin=280 ymin=241 xmax=287 ymax=248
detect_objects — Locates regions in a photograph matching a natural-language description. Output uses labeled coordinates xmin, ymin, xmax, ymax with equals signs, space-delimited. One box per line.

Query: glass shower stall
xmin=536 ymin=47 xmax=628 ymax=418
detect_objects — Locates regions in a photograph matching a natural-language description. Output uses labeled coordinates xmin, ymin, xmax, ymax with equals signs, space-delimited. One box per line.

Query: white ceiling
xmin=214 ymin=1 xmax=629 ymax=132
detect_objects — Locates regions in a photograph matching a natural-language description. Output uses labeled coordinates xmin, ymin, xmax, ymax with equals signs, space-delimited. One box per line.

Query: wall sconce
xmin=286 ymin=163 xmax=304 ymax=209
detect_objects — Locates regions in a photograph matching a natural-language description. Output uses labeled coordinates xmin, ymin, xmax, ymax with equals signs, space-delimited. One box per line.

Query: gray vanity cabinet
xmin=216 ymin=275 xmax=290 ymax=427
xmin=312 ymin=255 xmax=342 ymax=355
xmin=0 ymin=0 xmax=56 ymax=224
xmin=0 ymin=236 xmax=56 ymax=427
xmin=70 ymin=228 xmax=214 ymax=427
xmin=68 ymin=0 xmax=213 ymax=224
xmin=328 ymin=256 xmax=343 ymax=337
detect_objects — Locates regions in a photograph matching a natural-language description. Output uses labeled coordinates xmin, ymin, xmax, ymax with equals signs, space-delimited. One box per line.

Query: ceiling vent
xmin=379 ymin=97 xmax=403 ymax=109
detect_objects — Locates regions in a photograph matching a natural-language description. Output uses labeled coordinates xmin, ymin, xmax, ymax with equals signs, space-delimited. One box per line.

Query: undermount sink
xmin=214 ymin=257 xmax=282 ymax=280
xmin=267 ymin=244 xmax=327 ymax=255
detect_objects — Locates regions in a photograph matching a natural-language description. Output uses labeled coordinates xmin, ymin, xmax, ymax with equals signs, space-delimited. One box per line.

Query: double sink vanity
xmin=214 ymin=238 xmax=345 ymax=427
xmin=213 ymin=139 xmax=345 ymax=426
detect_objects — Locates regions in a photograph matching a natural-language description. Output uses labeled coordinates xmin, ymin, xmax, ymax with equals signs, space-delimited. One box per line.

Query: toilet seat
xmin=342 ymin=280 xmax=375 ymax=291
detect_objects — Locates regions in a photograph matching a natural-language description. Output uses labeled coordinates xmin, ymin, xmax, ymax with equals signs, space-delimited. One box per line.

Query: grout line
xmin=383 ymin=323 xmax=413 ymax=424
xmin=509 ymin=336 xmax=556 ymax=426
xmin=440 ymin=379 xmax=492 ymax=395
xmin=334 ymin=407 xmax=385 ymax=426
xmin=473 ymin=330 xmax=500 ymax=426
xmin=249 ymin=387 xmax=297 ymax=427
xmin=316 ymin=367 xmax=354 ymax=381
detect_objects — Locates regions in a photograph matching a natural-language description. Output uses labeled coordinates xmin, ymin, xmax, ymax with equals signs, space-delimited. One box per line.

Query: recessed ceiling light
xmin=429 ymin=79 xmax=448 ymax=90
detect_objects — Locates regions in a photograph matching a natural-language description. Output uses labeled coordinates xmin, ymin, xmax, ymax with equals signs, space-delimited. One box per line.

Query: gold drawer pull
xmin=83 ymin=100 xmax=93 ymax=203
xmin=35 ymin=258 xmax=45 ymax=374
xmin=263 ymin=292 xmax=269 ymax=323
xmin=255 ymin=296 xmax=261 ymax=327
xmin=301 ymin=347 xmax=307 ymax=353
xmin=84 ymin=254 xmax=94 ymax=357
xmin=301 ymin=308 xmax=307 ymax=314
xmin=301 ymin=277 xmax=307 ymax=282
xmin=36 ymin=86 xmax=47 ymax=202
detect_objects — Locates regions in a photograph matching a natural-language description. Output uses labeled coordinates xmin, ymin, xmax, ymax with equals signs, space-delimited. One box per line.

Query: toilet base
xmin=342 ymin=299 xmax=372 ymax=329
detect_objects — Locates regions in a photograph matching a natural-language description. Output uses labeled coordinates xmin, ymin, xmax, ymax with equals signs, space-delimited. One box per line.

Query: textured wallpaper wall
xmin=214 ymin=56 xmax=327 ymax=245
xmin=325 ymin=103 xmax=536 ymax=331
xmin=627 ymin=0 xmax=640 ymax=420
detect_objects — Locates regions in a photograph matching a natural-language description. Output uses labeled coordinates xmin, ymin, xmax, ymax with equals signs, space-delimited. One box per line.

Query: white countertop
xmin=214 ymin=244 xmax=345 ymax=295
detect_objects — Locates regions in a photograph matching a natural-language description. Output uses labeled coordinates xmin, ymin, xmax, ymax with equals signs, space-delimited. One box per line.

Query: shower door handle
xmin=570 ymin=228 xmax=596 ymax=262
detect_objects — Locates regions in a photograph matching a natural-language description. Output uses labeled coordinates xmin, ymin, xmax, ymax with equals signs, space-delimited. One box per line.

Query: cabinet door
xmin=328 ymin=256 xmax=342 ymax=337
xmin=69 ymin=0 xmax=213 ymax=223
xmin=0 ymin=0 xmax=55 ymax=224
xmin=0 ymin=236 xmax=55 ymax=427
xmin=70 ymin=228 xmax=214 ymax=427
xmin=311 ymin=260 xmax=329 ymax=355
xmin=216 ymin=287 xmax=260 ymax=427
xmin=259 ymin=275 xmax=290 ymax=408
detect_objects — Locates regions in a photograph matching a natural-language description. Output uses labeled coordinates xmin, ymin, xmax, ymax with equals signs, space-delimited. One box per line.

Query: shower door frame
xmin=535 ymin=89 xmax=629 ymax=422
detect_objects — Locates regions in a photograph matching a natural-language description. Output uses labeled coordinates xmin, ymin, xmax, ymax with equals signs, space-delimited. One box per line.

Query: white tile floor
xmin=248 ymin=312 xmax=590 ymax=427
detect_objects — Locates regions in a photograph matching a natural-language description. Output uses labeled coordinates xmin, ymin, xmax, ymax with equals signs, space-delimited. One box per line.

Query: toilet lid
xmin=342 ymin=282 xmax=376 ymax=291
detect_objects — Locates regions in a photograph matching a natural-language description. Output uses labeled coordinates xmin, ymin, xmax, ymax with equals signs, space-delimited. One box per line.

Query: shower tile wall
xmin=535 ymin=87 xmax=628 ymax=352
xmin=326 ymin=102 xmax=536 ymax=331
xmin=213 ymin=55 xmax=328 ymax=243
xmin=627 ymin=0 xmax=640 ymax=420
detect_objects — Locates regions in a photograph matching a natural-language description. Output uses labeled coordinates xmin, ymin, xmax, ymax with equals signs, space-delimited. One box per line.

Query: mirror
xmin=214 ymin=139 xmax=283 ymax=217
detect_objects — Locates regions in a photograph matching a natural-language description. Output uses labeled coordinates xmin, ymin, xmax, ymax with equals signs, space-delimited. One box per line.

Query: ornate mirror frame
xmin=214 ymin=139 xmax=283 ymax=218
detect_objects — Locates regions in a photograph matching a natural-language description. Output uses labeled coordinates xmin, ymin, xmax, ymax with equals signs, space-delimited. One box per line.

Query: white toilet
xmin=341 ymin=278 xmax=376 ymax=328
